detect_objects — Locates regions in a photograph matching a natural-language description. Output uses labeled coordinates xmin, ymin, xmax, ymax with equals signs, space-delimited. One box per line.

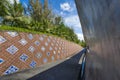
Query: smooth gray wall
xmin=75 ymin=0 xmax=120 ymax=80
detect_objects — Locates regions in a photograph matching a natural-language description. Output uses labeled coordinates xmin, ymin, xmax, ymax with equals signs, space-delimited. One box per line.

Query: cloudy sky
xmin=15 ymin=0 xmax=84 ymax=40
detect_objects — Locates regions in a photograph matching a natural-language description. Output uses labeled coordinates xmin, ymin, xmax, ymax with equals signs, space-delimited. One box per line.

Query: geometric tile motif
xmin=28 ymin=34 xmax=33 ymax=40
xmin=34 ymin=41 xmax=40 ymax=46
xmin=43 ymin=58 xmax=47 ymax=63
xmin=0 ymin=36 xmax=6 ymax=44
xmin=28 ymin=46 xmax=35 ymax=53
xmin=47 ymin=38 xmax=51 ymax=42
xmin=30 ymin=61 xmax=36 ymax=68
xmin=41 ymin=46 xmax=45 ymax=52
xmin=19 ymin=39 xmax=27 ymax=46
xmin=39 ymin=37 xmax=44 ymax=41
xmin=4 ymin=65 xmax=19 ymax=75
xmin=53 ymin=51 xmax=56 ymax=54
xmin=6 ymin=45 xmax=18 ymax=55
xmin=49 ymin=47 xmax=53 ymax=51
xmin=46 ymin=52 xmax=50 ymax=56
xmin=7 ymin=32 xmax=18 ymax=37
xmin=51 ymin=56 xmax=54 ymax=61
xmin=19 ymin=54 xmax=28 ymax=62
xmin=36 ymin=53 xmax=42 ymax=59
xmin=0 ymin=58 xmax=4 ymax=64
xmin=45 ymin=42 xmax=48 ymax=46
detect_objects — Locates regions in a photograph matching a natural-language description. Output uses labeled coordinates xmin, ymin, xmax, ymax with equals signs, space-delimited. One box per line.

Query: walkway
xmin=28 ymin=51 xmax=83 ymax=80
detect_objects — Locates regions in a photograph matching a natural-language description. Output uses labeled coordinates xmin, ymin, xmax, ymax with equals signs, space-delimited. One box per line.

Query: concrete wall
xmin=0 ymin=31 xmax=82 ymax=76
xmin=75 ymin=0 xmax=120 ymax=80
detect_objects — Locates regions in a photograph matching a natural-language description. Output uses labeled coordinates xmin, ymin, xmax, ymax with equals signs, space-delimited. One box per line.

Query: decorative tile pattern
xmin=45 ymin=42 xmax=48 ymax=46
xmin=28 ymin=46 xmax=35 ymax=53
xmin=47 ymin=38 xmax=51 ymax=42
xmin=46 ymin=52 xmax=50 ymax=56
xmin=4 ymin=65 xmax=19 ymax=75
xmin=36 ymin=53 xmax=42 ymax=59
xmin=51 ymin=56 xmax=54 ymax=61
xmin=19 ymin=39 xmax=27 ymax=46
xmin=34 ymin=41 xmax=40 ymax=46
xmin=28 ymin=34 xmax=33 ymax=40
xmin=6 ymin=45 xmax=18 ymax=55
xmin=0 ymin=36 xmax=6 ymax=44
xmin=7 ymin=32 xmax=18 ymax=37
xmin=0 ymin=32 xmax=82 ymax=76
xmin=41 ymin=46 xmax=45 ymax=51
xmin=39 ymin=37 xmax=44 ymax=41
xmin=49 ymin=47 xmax=53 ymax=51
xmin=30 ymin=61 xmax=36 ymax=68
xmin=0 ymin=58 xmax=4 ymax=64
xmin=19 ymin=54 xmax=28 ymax=62
xmin=53 ymin=51 xmax=56 ymax=54
xmin=43 ymin=58 xmax=47 ymax=63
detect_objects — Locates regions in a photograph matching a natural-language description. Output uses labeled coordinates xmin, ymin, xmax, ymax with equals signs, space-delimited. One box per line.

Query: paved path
xmin=27 ymin=51 xmax=83 ymax=80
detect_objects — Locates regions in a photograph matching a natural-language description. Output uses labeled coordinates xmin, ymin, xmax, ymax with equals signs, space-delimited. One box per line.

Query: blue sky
xmin=9 ymin=0 xmax=84 ymax=40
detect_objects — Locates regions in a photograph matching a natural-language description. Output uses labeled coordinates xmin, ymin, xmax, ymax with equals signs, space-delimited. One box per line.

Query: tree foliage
xmin=0 ymin=0 xmax=86 ymax=47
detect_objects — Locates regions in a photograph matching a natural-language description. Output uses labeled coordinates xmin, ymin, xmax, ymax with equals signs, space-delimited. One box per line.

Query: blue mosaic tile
xmin=4 ymin=65 xmax=19 ymax=75
xmin=19 ymin=54 xmax=28 ymax=62
xmin=28 ymin=34 xmax=33 ymax=40
xmin=34 ymin=41 xmax=40 ymax=46
xmin=46 ymin=52 xmax=50 ymax=56
xmin=30 ymin=61 xmax=36 ymax=68
xmin=0 ymin=58 xmax=4 ymax=64
xmin=6 ymin=45 xmax=18 ymax=55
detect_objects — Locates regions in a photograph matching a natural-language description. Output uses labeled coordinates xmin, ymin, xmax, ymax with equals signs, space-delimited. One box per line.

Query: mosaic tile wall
xmin=0 ymin=31 xmax=82 ymax=76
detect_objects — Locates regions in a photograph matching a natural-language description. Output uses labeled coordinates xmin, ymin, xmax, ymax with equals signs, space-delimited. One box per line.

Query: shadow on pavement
xmin=27 ymin=51 xmax=83 ymax=80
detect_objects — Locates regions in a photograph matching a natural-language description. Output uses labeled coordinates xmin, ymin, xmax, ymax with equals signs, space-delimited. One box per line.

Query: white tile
xmin=0 ymin=36 xmax=6 ymax=44
xmin=39 ymin=37 xmax=44 ymax=41
xmin=43 ymin=58 xmax=47 ymax=63
xmin=49 ymin=47 xmax=53 ymax=51
xmin=36 ymin=53 xmax=42 ymax=59
xmin=19 ymin=39 xmax=27 ymax=46
xmin=7 ymin=32 xmax=18 ymax=37
xmin=28 ymin=46 xmax=35 ymax=53
xmin=45 ymin=42 xmax=48 ymax=46
xmin=28 ymin=34 xmax=33 ymax=40
xmin=41 ymin=46 xmax=45 ymax=52
xmin=51 ymin=56 xmax=54 ymax=61
xmin=6 ymin=45 xmax=18 ymax=55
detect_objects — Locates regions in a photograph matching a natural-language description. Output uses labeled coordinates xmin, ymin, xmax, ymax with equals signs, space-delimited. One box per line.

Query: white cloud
xmin=8 ymin=0 xmax=19 ymax=4
xmin=60 ymin=2 xmax=73 ymax=12
xmin=64 ymin=15 xmax=81 ymax=29
xmin=63 ymin=15 xmax=84 ymax=40
xmin=76 ymin=33 xmax=84 ymax=40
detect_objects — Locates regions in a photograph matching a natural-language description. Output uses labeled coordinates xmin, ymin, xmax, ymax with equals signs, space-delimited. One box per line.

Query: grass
xmin=0 ymin=25 xmax=65 ymax=40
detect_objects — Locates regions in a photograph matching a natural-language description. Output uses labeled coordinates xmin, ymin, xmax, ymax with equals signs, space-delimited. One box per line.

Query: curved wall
xmin=75 ymin=0 xmax=120 ymax=80
xmin=0 ymin=31 xmax=82 ymax=76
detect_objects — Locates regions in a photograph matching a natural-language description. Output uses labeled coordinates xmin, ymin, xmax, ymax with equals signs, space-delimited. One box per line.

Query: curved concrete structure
xmin=75 ymin=0 xmax=120 ymax=80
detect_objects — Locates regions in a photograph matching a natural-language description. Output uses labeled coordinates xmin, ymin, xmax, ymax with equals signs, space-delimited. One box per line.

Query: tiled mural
xmin=0 ymin=31 xmax=82 ymax=76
